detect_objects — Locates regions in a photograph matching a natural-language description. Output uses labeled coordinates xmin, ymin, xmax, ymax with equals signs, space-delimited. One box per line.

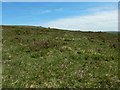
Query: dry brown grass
xmin=29 ymin=39 xmax=64 ymax=51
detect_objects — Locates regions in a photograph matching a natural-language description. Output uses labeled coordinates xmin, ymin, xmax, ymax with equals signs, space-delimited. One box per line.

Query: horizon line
xmin=1 ymin=24 xmax=119 ymax=32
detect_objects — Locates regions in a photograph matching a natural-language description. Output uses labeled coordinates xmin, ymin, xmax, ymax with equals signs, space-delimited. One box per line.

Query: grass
xmin=2 ymin=25 xmax=120 ymax=88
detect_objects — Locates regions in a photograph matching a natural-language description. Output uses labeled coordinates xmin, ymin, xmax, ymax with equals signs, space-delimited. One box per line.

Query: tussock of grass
xmin=29 ymin=39 xmax=64 ymax=51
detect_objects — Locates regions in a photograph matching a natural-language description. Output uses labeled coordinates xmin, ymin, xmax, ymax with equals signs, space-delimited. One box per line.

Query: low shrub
xmin=29 ymin=39 xmax=63 ymax=51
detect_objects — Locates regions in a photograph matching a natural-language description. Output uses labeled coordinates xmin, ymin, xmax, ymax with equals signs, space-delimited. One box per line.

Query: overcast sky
xmin=2 ymin=2 xmax=118 ymax=31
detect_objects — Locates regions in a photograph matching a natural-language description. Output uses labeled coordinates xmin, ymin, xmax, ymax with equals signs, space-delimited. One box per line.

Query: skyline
xmin=2 ymin=2 xmax=118 ymax=31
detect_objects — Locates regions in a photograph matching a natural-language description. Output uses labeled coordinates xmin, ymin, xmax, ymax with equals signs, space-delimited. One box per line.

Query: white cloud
xmin=41 ymin=10 xmax=52 ymax=14
xmin=41 ymin=8 xmax=63 ymax=14
xmin=89 ymin=6 xmax=117 ymax=13
xmin=41 ymin=10 xmax=118 ymax=31
xmin=54 ymin=8 xmax=63 ymax=11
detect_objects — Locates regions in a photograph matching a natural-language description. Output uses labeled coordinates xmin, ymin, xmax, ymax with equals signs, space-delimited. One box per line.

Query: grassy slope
xmin=2 ymin=25 xmax=120 ymax=88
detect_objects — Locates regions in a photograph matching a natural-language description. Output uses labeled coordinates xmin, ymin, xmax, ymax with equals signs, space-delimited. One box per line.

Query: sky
xmin=2 ymin=0 xmax=119 ymax=2
xmin=2 ymin=2 xmax=118 ymax=31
